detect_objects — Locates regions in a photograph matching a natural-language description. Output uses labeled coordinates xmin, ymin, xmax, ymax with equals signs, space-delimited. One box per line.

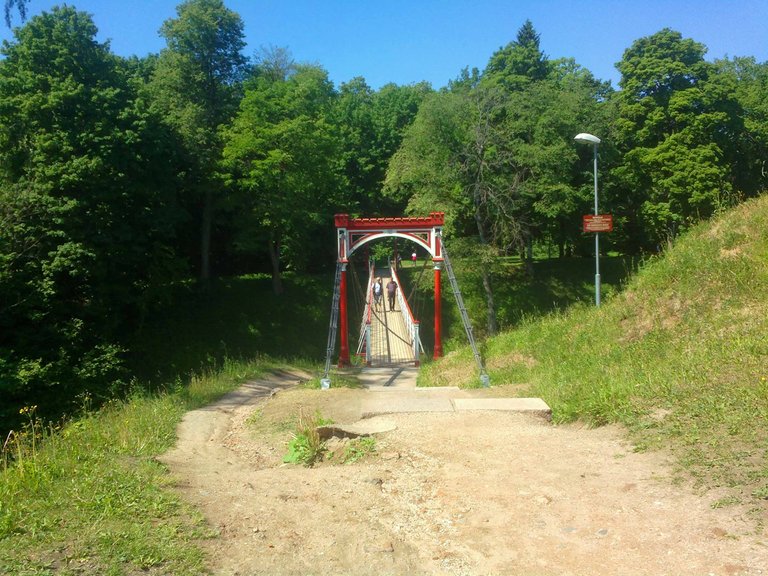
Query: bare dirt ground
xmin=159 ymin=372 xmax=768 ymax=576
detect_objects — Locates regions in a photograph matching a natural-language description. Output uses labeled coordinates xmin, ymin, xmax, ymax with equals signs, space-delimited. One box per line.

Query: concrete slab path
xmin=353 ymin=366 xmax=552 ymax=420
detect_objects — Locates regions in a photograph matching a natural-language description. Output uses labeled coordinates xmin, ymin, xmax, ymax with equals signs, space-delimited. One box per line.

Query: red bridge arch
xmin=334 ymin=212 xmax=444 ymax=261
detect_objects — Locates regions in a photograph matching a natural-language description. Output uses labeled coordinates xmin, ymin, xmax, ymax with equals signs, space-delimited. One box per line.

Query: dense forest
xmin=1 ymin=0 xmax=766 ymax=426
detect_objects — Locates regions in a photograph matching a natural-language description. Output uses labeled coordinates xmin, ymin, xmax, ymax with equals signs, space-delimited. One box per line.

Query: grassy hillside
xmin=399 ymin=253 xmax=637 ymax=354
xmin=423 ymin=195 xmax=768 ymax=516
xmin=0 ymin=359 xmax=284 ymax=575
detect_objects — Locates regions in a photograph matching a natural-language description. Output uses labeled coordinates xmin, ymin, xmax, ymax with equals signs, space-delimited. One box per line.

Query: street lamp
xmin=574 ymin=132 xmax=602 ymax=307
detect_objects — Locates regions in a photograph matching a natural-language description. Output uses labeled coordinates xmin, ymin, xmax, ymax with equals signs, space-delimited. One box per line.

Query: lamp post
xmin=574 ymin=132 xmax=602 ymax=307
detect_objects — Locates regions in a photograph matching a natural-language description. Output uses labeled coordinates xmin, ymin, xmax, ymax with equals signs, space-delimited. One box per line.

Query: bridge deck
xmin=367 ymin=276 xmax=415 ymax=366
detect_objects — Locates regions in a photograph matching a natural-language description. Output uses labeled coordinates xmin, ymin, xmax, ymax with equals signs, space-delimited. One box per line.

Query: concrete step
xmin=361 ymin=393 xmax=551 ymax=420
xmin=351 ymin=366 xmax=551 ymax=420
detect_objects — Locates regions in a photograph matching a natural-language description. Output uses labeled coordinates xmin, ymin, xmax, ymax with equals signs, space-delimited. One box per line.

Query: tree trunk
xmin=473 ymin=207 xmax=498 ymax=336
xmin=557 ymin=219 xmax=566 ymax=259
xmin=267 ymin=235 xmax=284 ymax=295
xmin=524 ymin=236 xmax=534 ymax=276
xmin=480 ymin=265 xmax=497 ymax=336
xmin=200 ymin=188 xmax=212 ymax=284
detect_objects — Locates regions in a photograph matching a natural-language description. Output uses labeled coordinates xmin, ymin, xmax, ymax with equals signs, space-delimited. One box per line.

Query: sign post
xmin=582 ymin=213 xmax=612 ymax=307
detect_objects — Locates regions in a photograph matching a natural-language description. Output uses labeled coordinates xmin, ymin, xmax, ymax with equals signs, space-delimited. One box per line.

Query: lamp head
xmin=574 ymin=133 xmax=601 ymax=145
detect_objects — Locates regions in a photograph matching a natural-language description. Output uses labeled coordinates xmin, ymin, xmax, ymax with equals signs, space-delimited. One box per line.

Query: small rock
xmin=380 ymin=451 xmax=401 ymax=460
xmin=596 ymin=528 xmax=609 ymax=537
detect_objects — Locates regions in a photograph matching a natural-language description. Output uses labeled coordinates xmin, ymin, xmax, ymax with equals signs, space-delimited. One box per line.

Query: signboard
xmin=583 ymin=214 xmax=613 ymax=233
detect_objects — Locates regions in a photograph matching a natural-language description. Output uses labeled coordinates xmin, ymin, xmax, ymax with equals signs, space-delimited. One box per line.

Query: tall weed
xmin=283 ymin=409 xmax=332 ymax=467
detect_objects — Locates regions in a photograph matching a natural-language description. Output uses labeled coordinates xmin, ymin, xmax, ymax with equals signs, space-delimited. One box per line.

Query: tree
xmin=369 ymin=82 xmax=432 ymax=210
xmin=254 ymin=44 xmax=295 ymax=82
xmin=484 ymin=19 xmax=549 ymax=90
xmin=478 ymin=22 xmax=610 ymax=261
xmin=612 ymin=29 xmax=742 ymax=249
xmin=386 ymin=20 xmax=608 ymax=332
xmin=385 ymin=89 xmax=503 ymax=335
xmin=510 ymin=59 xmax=610 ymax=259
xmin=713 ymin=56 xmax=768 ymax=198
xmin=150 ymin=0 xmax=247 ymax=283
xmin=0 ymin=7 xmax=181 ymax=421
xmin=385 ymin=92 xmax=469 ymax=230
xmin=335 ymin=76 xmax=377 ymax=213
xmin=222 ymin=65 xmax=344 ymax=293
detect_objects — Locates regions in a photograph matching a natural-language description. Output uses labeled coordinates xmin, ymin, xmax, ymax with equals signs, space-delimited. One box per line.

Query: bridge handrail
xmin=356 ymin=262 xmax=375 ymax=356
xmin=389 ymin=263 xmax=414 ymax=323
xmin=389 ymin=263 xmax=422 ymax=362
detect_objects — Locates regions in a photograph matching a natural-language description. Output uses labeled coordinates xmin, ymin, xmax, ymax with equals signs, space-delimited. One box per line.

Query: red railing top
xmin=335 ymin=212 xmax=444 ymax=230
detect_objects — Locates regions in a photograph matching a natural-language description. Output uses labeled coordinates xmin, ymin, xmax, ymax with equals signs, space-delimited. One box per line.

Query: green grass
xmin=422 ymin=195 xmax=768 ymax=516
xmin=0 ymin=357 xmax=283 ymax=575
xmin=338 ymin=437 xmax=377 ymax=464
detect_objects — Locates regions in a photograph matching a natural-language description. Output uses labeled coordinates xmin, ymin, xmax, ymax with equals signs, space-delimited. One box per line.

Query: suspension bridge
xmin=323 ymin=212 xmax=487 ymax=382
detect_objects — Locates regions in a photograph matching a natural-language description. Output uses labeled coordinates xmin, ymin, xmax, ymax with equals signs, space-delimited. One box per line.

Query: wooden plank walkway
xmin=367 ymin=276 xmax=415 ymax=366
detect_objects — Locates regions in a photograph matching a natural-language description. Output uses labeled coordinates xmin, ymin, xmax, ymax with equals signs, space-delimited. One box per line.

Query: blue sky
xmin=2 ymin=0 xmax=766 ymax=89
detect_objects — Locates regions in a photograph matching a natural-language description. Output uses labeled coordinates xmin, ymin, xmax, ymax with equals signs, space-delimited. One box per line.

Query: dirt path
xmin=160 ymin=373 xmax=767 ymax=576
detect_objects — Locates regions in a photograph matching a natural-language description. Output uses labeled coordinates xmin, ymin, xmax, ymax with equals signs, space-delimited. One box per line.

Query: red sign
xmin=583 ymin=214 xmax=613 ymax=233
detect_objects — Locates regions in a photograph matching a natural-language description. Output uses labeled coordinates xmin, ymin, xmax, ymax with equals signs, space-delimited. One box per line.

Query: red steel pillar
xmin=433 ymin=262 xmax=443 ymax=359
xmin=338 ymin=263 xmax=351 ymax=367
